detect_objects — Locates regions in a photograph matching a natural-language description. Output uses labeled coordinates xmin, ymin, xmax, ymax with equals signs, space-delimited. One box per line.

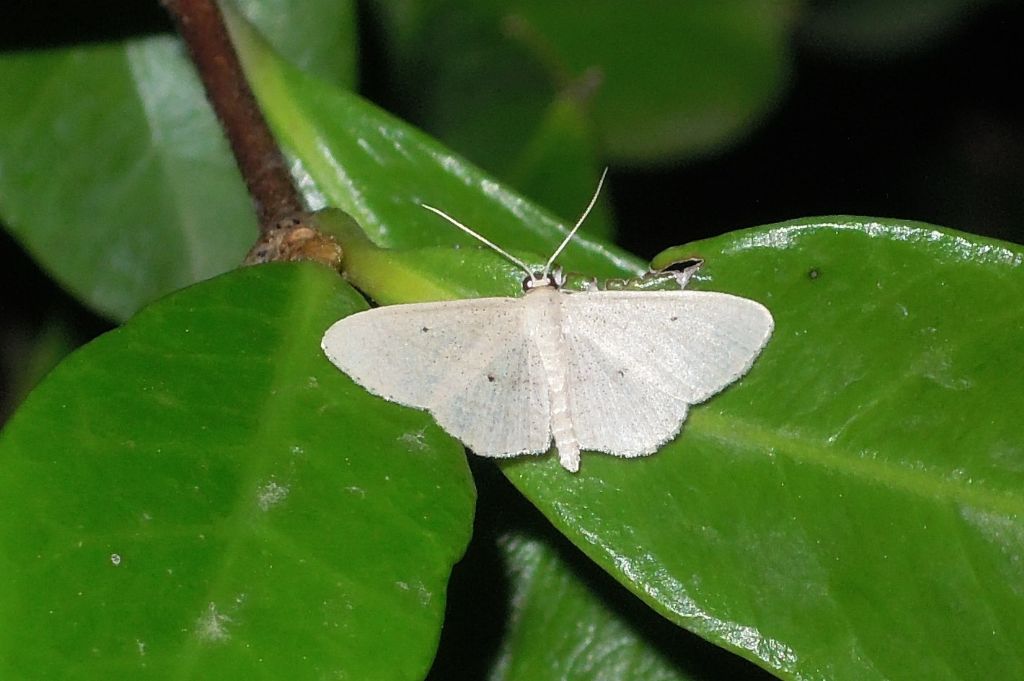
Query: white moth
xmin=322 ymin=176 xmax=773 ymax=472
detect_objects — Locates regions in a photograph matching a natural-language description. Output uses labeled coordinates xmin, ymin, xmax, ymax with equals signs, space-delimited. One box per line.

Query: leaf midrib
xmin=126 ymin=37 xmax=205 ymax=286
xmin=168 ymin=267 xmax=324 ymax=678
xmin=690 ymin=410 xmax=1024 ymax=517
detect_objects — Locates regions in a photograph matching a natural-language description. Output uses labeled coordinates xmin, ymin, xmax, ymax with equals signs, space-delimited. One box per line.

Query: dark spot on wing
xmin=670 ymin=316 xmax=678 ymax=322
xmin=487 ymin=374 xmax=496 ymax=382
xmin=616 ymin=368 xmax=626 ymax=378
xmin=421 ymin=326 xmax=430 ymax=332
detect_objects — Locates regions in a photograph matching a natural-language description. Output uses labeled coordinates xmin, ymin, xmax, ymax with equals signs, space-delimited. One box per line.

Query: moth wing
xmin=322 ymin=297 xmax=551 ymax=457
xmin=560 ymin=290 xmax=773 ymax=457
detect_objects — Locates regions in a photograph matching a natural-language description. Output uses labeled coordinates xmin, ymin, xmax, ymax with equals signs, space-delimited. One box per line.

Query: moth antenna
xmin=421 ymin=204 xmax=534 ymax=278
xmin=544 ymin=167 xmax=608 ymax=276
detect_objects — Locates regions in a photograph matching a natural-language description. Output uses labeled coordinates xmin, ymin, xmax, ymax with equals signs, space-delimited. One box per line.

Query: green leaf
xmin=504 ymin=0 xmax=796 ymax=164
xmin=492 ymin=531 xmax=761 ymax=681
xmin=504 ymin=98 xmax=613 ymax=241
xmin=365 ymin=0 xmax=795 ymax=165
xmin=502 ymin=218 xmax=1024 ymax=679
xmin=432 ymin=463 xmax=773 ymax=681
xmin=235 ymin=0 xmax=358 ymax=87
xmin=0 ymin=0 xmax=357 ymax=321
xmin=227 ymin=9 xmax=640 ymax=282
xmin=0 ymin=263 xmax=475 ymax=679
xmin=0 ymin=37 xmax=256 ymax=320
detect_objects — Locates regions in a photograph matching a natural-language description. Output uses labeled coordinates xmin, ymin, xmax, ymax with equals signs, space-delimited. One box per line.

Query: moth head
xmin=421 ymin=169 xmax=606 ymax=297
xmin=523 ymin=266 xmax=564 ymax=291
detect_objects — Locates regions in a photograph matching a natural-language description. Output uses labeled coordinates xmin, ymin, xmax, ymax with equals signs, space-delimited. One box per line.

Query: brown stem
xmin=163 ymin=0 xmax=303 ymax=229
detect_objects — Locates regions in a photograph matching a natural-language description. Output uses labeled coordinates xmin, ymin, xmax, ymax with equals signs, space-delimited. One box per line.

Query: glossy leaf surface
xmin=0 ymin=263 xmax=475 ymax=679
xmin=0 ymin=37 xmax=255 ymax=320
xmin=491 ymin=531 xmax=767 ymax=681
xmin=503 ymin=219 xmax=1024 ymax=679
xmin=431 ymin=463 xmax=773 ymax=681
xmin=495 ymin=532 xmax=696 ymax=681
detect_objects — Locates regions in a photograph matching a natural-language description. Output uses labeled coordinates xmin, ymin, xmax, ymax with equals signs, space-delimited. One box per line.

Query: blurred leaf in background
xmin=0 ymin=0 xmax=357 ymax=322
xmin=363 ymin=0 xmax=796 ymax=230
xmin=0 ymin=37 xmax=257 ymax=321
xmin=365 ymin=0 xmax=795 ymax=165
